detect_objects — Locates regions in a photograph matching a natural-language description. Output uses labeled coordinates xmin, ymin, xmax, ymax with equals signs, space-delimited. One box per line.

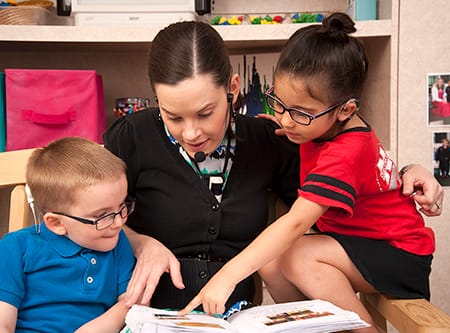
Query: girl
xmin=181 ymin=13 xmax=436 ymax=333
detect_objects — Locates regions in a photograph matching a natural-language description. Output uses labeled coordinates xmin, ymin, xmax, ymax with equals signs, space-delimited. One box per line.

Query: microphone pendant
xmin=194 ymin=151 xmax=206 ymax=163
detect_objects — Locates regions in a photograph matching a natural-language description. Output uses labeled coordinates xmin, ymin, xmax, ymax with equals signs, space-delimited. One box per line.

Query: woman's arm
xmin=123 ymin=226 xmax=185 ymax=307
xmin=0 ymin=301 xmax=17 ymax=333
xmin=400 ymin=164 xmax=444 ymax=216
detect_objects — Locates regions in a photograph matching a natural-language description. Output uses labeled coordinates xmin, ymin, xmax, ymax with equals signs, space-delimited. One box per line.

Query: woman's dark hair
xmin=149 ymin=21 xmax=232 ymax=91
xmin=275 ymin=12 xmax=368 ymax=104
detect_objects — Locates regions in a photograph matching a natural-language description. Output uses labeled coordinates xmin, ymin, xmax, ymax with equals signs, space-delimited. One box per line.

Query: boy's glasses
xmin=53 ymin=199 xmax=135 ymax=230
xmin=264 ymin=86 xmax=346 ymax=126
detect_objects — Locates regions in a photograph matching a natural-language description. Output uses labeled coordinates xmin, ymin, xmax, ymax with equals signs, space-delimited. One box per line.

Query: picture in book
xmin=121 ymin=299 xmax=369 ymax=333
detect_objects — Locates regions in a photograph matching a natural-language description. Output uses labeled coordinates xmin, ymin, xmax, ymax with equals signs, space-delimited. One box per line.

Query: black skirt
xmin=150 ymin=257 xmax=255 ymax=310
xmin=326 ymin=233 xmax=433 ymax=300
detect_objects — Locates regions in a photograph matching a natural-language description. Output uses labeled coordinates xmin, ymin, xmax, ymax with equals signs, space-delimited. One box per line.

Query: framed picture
xmin=433 ymin=131 xmax=450 ymax=186
xmin=427 ymin=73 xmax=450 ymax=126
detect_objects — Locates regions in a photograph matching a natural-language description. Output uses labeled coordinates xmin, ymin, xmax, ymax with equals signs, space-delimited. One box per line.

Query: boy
xmin=0 ymin=137 xmax=136 ymax=332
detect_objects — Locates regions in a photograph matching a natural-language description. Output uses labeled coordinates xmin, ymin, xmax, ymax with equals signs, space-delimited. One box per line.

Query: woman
xmin=103 ymin=21 xmax=443 ymax=310
xmin=431 ymin=77 xmax=449 ymax=117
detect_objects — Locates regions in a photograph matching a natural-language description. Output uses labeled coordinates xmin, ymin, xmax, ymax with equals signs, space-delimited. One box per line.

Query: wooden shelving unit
xmin=0 ymin=16 xmax=397 ymax=152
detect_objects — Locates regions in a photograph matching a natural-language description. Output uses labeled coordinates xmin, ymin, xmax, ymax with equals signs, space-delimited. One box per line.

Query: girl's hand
xmin=256 ymin=114 xmax=286 ymax=136
xmin=401 ymin=164 xmax=444 ymax=216
xmin=179 ymin=274 xmax=235 ymax=316
xmin=124 ymin=230 xmax=185 ymax=307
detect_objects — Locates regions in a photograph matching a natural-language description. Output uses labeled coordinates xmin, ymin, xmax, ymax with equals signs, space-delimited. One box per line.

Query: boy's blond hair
xmin=26 ymin=136 xmax=126 ymax=212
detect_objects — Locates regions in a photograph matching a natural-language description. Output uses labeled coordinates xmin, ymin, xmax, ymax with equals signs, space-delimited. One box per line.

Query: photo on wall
xmin=433 ymin=131 xmax=450 ymax=186
xmin=428 ymin=73 xmax=450 ymax=126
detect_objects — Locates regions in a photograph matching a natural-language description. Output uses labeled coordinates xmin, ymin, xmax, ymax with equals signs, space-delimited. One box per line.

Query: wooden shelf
xmin=0 ymin=17 xmax=395 ymax=150
xmin=0 ymin=20 xmax=392 ymax=53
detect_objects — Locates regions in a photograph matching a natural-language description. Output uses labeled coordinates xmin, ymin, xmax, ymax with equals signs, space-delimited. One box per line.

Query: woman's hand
xmin=401 ymin=164 xmax=444 ymax=216
xmin=124 ymin=227 xmax=185 ymax=307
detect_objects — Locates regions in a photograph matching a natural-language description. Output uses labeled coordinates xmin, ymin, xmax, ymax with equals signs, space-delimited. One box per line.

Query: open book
xmin=122 ymin=299 xmax=369 ymax=333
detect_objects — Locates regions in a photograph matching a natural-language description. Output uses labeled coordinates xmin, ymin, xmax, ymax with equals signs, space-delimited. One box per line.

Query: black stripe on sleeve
xmin=301 ymin=185 xmax=354 ymax=209
xmin=305 ymin=174 xmax=356 ymax=199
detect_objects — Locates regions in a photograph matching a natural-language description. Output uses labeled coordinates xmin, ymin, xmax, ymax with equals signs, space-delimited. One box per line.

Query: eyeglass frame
xmin=264 ymin=86 xmax=356 ymax=126
xmin=52 ymin=198 xmax=136 ymax=231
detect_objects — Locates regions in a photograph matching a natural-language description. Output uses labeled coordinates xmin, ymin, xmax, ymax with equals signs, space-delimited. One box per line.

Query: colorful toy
xmin=249 ymin=14 xmax=283 ymax=24
xmin=291 ymin=13 xmax=324 ymax=23
xmin=210 ymin=15 xmax=243 ymax=25
xmin=0 ymin=0 xmax=18 ymax=6
xmin=113 ymin=97 xmax=150 ymax=117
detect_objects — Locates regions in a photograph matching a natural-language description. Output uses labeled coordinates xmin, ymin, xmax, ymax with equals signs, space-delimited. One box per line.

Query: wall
xmin=397 ymin=0 xmax=450 ymax=315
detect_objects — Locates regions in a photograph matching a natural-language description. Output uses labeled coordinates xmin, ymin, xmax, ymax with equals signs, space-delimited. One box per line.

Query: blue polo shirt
xmin=0 ymin=223 xmax=135 ymax=332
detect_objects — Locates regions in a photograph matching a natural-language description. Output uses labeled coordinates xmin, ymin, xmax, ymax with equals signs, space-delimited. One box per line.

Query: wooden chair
xmin=360 ymin=293 xmax=450 ymax=333
xmin=272 ymin=198 xmax=450 ymax=333
xmin=0 ymin=148 xmax=35 ymax=233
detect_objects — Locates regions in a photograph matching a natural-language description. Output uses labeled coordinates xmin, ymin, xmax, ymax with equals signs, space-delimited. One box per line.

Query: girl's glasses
xmin=264 ymin=86 xmax=346 ymax=126
xmin=53 ymin=199 xmax=135 ymax=230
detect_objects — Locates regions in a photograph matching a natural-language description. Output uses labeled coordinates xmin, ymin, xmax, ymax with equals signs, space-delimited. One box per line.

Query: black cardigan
xmin=104 ymin=108 xmax=299 ymax=307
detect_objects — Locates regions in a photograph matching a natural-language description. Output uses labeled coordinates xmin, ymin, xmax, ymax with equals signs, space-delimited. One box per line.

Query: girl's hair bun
xmin=321 ymin=12 xmax=356 ymax=39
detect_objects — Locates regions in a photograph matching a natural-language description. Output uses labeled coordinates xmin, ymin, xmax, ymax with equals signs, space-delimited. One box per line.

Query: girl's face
xmin=155 ymin=74 xmax=239 ymax=158
xmin=46 ymin=174 xmax=129 ymax=252
xmin=273 ymin=75 xmax=341 ymax=144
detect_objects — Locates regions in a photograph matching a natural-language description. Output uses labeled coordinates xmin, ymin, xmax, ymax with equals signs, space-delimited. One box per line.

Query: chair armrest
xmin=9 ymin=184 xmax=30 ymax=233
xmin=360 ymin=293 xmax=450 ymax=333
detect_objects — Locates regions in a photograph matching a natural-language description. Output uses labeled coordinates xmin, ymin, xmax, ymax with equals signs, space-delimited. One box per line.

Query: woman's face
xmin=155 ymin=74 xmax=233 ymax=158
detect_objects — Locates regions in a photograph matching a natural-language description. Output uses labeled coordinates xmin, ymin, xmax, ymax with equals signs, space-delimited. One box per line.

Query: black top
xmin=103 ymin=108 xmax=299 ymax=308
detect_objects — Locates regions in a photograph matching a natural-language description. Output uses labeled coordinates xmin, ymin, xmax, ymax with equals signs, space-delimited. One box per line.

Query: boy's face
xmin=51 ymin=174 xmax=129 ymax=252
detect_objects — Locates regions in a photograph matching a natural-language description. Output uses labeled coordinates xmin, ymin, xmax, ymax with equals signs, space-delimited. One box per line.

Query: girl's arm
xmin=0 ymin=301 xmax=17 ymax=333
xmin=74 ymin=295 xmax=128 ymax=333
xmin=123 ymin=226 xmax=185 ymax=307
xmin=180 ymin=197 xmax=327 ymax=315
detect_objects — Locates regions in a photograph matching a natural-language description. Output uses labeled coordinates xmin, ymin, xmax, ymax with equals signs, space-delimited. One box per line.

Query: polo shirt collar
xmin=39 ymin=222 xmax=86 ymax=257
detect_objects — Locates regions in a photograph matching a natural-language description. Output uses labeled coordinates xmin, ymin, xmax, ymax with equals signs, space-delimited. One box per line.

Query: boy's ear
xmin=43 ymin=213 xmax=67 ymax=235
xmin=337 ymin=99 xmax=359 ymax=122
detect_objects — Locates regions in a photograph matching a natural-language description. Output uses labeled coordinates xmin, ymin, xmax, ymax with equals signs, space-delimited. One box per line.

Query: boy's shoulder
xmin=0 ymin=226 xmax=41 ymax=261
xmin=1 ymin=225 xmax=36 ymax=243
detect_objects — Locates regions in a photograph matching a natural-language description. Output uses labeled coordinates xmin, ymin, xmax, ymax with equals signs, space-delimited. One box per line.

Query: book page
xmin=227 ymin=299 xmax=369 ymax=333
xmin=125 ymin=305 xmax=242 ymax=333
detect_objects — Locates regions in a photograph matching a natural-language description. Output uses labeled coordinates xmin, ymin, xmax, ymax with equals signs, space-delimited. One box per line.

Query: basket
xmin=0 ymin=6 xmax=49 ymax=25
xmin=16 ymin=0 xmax=53 ymax=7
